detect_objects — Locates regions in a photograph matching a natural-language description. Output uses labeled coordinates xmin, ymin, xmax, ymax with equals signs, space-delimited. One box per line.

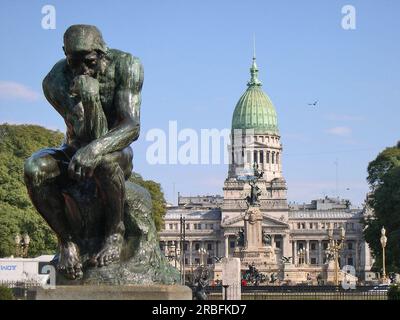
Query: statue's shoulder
xmin=109 ymin=49 xmax=143 ymax=88
xmin=42 ymin=59 xmax=71 ymax=95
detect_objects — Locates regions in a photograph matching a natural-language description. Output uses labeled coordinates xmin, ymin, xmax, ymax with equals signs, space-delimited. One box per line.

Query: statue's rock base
xmin=34 ymin=285 xmax=192 ymax=300
xmin=54 ymin=181 xmax=179 ymax=285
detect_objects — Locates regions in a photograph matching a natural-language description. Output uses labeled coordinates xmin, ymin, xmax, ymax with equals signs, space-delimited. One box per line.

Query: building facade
xmin=158 ymin=56 xmax=374 ymax=283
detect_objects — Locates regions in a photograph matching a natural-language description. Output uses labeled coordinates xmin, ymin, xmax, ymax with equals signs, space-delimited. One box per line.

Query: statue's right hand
xmin=71 ymin=75 xmax=100 ymax=101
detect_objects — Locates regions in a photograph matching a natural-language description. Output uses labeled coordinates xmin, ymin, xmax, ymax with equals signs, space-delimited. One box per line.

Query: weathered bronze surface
xmin=24 ymin=25 xmax=178 ymax=284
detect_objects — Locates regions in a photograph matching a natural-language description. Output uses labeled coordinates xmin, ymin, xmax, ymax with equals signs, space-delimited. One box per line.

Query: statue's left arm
xmin=91 ymin=54 xmax=144 ymax=156
xmin=69 ymin=54 xmax=143 ymax=179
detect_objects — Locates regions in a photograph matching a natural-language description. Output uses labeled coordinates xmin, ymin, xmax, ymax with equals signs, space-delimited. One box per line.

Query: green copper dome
xmin=232 ymin=57 xmax=279 ymax=134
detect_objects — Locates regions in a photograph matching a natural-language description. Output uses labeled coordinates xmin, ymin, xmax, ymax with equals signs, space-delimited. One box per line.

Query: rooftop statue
xmin=245 ymin=163 xmax=263 ymax=207
xmin=24 ymin=25 xmax=178 ymax=284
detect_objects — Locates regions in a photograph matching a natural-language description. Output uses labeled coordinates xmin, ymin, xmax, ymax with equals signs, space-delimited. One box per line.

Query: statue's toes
xmin=97 ymin=255 xmax=105 ymax=267
xmin=103 ymin=256 xmax=110 ymax=266
xmin=75 ymin=266 xmax=83 ymax=279
xmin=66 ymin=266 xmax=76 ymax=279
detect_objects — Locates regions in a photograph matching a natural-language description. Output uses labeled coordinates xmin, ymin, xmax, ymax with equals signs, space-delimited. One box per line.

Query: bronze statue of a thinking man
xmin=24 ymin=25 xmax=144 ymax=280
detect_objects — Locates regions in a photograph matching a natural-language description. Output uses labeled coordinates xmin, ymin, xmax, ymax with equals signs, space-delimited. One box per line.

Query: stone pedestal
xmin=33 ymin=285 xmax=192 ymax=300
xmin=283 ymin=263 xmax=305 ymax=283
xmin=233 ymin=206 xmax=277 ymax=272
xmin=325 ymin=260 xmax=338 ymax=284
xmin=221 ymin=258 xmax=241 ymax=300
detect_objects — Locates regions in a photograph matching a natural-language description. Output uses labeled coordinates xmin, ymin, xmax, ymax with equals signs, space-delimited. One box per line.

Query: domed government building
xmin=158 ymin=56 xmax=375 ymax=285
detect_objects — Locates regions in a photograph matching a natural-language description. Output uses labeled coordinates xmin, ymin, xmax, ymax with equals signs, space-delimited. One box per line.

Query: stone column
xmin=282 ymin=234 xmax=291 ymax=258
xmin=355 ymin=240 xmax=359 ymax=272
xmin=318 ymin=240 xmax=322 ymax=266
xmin=294 ymin=240 xmax=298 ymax=266
xmin=221 ymin=258 xmax=241 ymax=300
xmin=163 ymin=241 xmax=168 ymax=256
xmin=224 ymin=235 xmax=229 ymax=258
xmin=305 ymin=240 xmax=310 ymax=265
xmin=189 ymin=241 xmax=193 ymax=266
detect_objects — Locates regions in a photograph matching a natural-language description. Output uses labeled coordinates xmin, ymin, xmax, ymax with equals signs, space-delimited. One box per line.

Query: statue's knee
xmin=24 ymin=153 xmax=59 ymax=186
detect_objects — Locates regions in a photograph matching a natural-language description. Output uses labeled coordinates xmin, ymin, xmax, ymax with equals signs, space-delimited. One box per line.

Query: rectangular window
xmin=259 ymin=151 xmax=264 ymax=163
xmin=186 ymin=223 xmax=190 ymax=230
xmin=254 ymin=151 xmax=258 ymax=163
xmin=348 ymin=242 xmax=353 ymax=250
xmin=309 ymin=223 xmax=313 ymax=229
xmin=297 ymin=223 xmax=301 ymax=229
xmin=311 ymin=243 xmax=316 ymax=250
xmin=169 ymin=224 xmax=173 ymax=230
xmin=207 ymin=243 xmax=212 ymax=251
xmin=276 ymin=241 xmax=281 ymax=249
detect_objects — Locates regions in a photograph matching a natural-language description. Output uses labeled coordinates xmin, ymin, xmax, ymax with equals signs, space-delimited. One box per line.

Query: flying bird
xmin=308 ymin=100 xmax=318 ymax=107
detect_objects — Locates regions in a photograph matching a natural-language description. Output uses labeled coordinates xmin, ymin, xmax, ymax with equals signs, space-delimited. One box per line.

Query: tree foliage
xmin=0 ymin=123 xmax=167 ymax=257
xmin=363 ymin=143 xmax=400 ymax=273
xmin=129 ymin=172 xmax=167 ymax=231
xmin=0 ymin=124 xmax=63 ymax=257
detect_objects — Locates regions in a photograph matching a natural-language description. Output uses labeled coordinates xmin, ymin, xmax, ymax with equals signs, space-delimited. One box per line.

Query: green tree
xmin=363 ymin=143 xmax=400 ymax=273
xmin=0 ymin=123 xmax=167 ymax=257
xmin=0 ymin=286 xmax=14 ymax=300
xmin=0 ymin=124 xmax=62 ymax=257
xmin=129 ymin=172 xmax=167 ymax=231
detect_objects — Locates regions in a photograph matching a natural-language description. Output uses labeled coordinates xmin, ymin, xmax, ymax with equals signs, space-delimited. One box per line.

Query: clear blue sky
xmin=1 ymin=0 xmax=399 ymax=206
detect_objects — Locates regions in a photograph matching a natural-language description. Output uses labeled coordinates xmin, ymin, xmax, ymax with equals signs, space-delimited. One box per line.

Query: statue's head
xmin=63 ymin=24 xmax=108 ymax=77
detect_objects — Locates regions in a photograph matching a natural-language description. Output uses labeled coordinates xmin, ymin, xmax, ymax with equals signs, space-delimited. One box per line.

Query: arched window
xmin=266 ymin=151 xmax=270 ymax=163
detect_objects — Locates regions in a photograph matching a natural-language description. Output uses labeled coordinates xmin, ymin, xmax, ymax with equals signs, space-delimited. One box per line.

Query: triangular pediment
xmin=222 ymin=212 xmax=289 ymax=228
xmin=242 ymin=141 xmax=271 ymax=149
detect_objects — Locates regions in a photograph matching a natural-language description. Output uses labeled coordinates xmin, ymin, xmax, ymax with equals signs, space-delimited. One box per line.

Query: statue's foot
xmin=57 ymin=241 xmax=83 ymax=280
xmin=95 ymin=234 xmax=123 ymax=267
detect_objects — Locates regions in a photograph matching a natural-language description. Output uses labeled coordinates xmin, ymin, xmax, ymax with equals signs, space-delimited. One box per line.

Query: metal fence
xmin=201 ymin=285 xmax=389 ymax=300
xmin=0 ymin=280 xmax=42 ymax=300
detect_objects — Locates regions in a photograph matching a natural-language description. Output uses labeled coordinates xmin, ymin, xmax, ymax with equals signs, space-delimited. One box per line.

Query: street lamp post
xmin=327 ymin=227 xmax=345 ymax=286
xmin=380 ymin=226 xmax=387 ymax=282
xmin=180 ymin=215 xmax=186 ymax=285
xmin=198 ymin=247 xmax=207 ymax=266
